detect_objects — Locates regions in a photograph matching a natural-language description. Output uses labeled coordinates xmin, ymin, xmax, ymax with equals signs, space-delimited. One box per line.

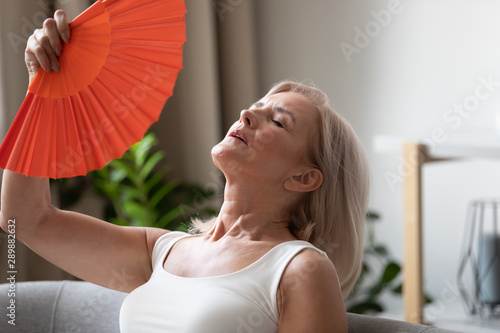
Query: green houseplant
xmin=88 ymin=131 xmax=216 ymax=231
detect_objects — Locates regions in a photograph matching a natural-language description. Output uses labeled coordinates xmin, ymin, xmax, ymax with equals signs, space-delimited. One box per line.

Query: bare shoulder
xmin=143 ymin=227 xmax=171 ymax=259
xmin=280 ymin=248 xmax=339 ymax=297
xmin=278 ymin=248 xmax=347 ymax=333
xmin=284 ymin=248 xmax=335 ymax=281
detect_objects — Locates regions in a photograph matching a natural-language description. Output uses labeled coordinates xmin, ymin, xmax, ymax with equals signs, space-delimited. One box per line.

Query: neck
xmin=206 ymin=179 xmax=297 ymax=242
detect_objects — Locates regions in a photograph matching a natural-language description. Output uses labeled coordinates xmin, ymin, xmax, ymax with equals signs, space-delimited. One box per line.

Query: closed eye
xmin=272 ymin=120 xmax=284 ymax=128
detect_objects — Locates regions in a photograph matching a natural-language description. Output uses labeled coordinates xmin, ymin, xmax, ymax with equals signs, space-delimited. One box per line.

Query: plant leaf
xmin=381 ymin=262 xmax=401 ymax=284
xmin=135 ymin=132 xmax=156 ymax=166
xmin=109 ymin=159 xmax=137 ymax=184
xmin=373 ymin=245 xmax=388 ymax=256
xmin=110 ymin=168 xmax=127 ymax=184
xmin=145 ymin=170 xmax=166 ymax=192
xmin=392 ymin=283 xmax=402 ymax=294
xmin=368 ymin=284 xmax=383 ymax=299
xmin=366 ymin=211 xmax=380 ymax=222
xmin=123 ymin=202 xmax=149 ymax=227
xmin=150 ymin=179 xmax=180 ymax=209
xmin=119 ymin=184 xmax=143 ymax=202
xmin=140 ymin=151 xmax=165 ymax=179
xmin=155 ymin=205 xmax=189 ymax=229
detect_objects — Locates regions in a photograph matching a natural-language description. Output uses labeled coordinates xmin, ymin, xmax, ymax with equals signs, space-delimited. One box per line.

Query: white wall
xmin=254 ymin=0 xmax=500 ymax=313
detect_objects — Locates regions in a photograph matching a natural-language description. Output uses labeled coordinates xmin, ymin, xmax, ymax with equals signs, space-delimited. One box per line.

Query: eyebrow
xmin=251 ymin=102 xmax=296 ymax=123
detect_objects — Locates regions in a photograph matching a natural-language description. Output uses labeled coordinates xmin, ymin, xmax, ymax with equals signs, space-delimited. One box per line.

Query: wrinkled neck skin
xmin=204 ymin=175 xmax=299 ymax=243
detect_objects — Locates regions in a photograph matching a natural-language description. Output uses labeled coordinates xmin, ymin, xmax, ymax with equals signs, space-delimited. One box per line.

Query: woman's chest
xmin=162 ymin=239 xmax=275 ymax=278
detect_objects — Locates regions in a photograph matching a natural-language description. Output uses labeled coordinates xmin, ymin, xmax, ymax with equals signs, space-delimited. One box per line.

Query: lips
xmin=228 ymin=129 xmax=248 ymax=145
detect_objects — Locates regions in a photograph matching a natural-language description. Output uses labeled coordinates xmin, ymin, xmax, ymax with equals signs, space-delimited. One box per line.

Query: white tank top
xmin=119 ymin=231 xmax=328 ymax=333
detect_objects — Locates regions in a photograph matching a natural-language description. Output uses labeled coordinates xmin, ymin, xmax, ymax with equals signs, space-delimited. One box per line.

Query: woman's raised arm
xmin=0 ymin=10 xmax=169 ymax=292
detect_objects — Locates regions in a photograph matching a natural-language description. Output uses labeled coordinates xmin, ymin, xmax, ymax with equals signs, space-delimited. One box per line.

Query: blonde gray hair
xmin=191 ymin=81 xmax=370 ymax=299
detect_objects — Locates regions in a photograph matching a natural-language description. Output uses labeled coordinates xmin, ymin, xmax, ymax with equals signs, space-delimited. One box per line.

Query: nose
xmin=240 ymin=109 xmax=256 ymax=128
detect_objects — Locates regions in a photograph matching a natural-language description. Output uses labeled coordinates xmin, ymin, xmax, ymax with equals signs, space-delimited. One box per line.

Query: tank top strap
xmin=151 ymin=231 xmax=191 ymax=268
xmin=258 ymin=240 xmax=328 ymax=275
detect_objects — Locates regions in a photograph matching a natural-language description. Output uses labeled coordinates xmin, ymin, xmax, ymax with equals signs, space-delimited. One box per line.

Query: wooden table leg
xmin=403 ymin=142 xmax=426 ymax=323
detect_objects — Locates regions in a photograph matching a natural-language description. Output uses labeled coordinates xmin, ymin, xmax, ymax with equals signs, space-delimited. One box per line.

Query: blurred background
xmin=1 ymin=0 xmax=500 ymax=331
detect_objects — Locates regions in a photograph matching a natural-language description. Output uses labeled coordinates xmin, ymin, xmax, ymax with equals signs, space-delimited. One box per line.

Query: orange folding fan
xmin=0 ymin=0 xmax=186 ymax=179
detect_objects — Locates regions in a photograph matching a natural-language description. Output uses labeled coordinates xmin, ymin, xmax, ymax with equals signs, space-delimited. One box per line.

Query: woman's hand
xmin=25 ymin=10 xmax=70 ymax=84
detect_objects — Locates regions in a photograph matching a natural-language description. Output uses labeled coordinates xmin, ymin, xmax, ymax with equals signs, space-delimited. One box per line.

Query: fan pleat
xmin=28 ymin=98 xmax=52 ymax=176
xmin=54 ymin=97 xmax=69 ymax=177
xmin=44 ymin=99 xmax=60 ymax=177
xmin=25 ymin=97 xmax=45 ymax=175
xmin=105 ymin=55 xmax=176 ymax=96
xmin=90 ymin=79 xmax=134 ymax=158
xmin=93 ymin=76 xmax=137 ymax=137
xmin=84 ymin=84 xmax=126 ymax=167
xmin=106 ymin=0 xmax=185 ymax=20
xmin=99 ymin=61 xmax=164 ymax=116
xmin=91 ymin=76 xmax=145 ymax=150
xmin=86 ymin=81 xmax=130 ymax=163
xmin=15 ymin=97 xmax=41 ymax=175
xmin=107 ymin=50 xmax=182 ymax=78
xmin=111 ymin=42 xmax=183 ymax=61
xmin=46 ymin=99 xmax=60 ymax=177
xmin=112 ymin=27 xmax=185 ymax=44
xmin=111 ymin=15 xmax=184 ymax=30
xmin=71 ymin=91 xmax=104 ymax=172
xmin=48 ymin=99 xmax=59 ymax=178
xmin=67 ymin=95 xmax=87 ymax=177
xmin=64 ymin=95 xmax=87 ymax=176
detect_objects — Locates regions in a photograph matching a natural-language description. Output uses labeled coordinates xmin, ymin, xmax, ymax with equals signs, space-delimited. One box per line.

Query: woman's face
xmin=212 ymin=91 xmax=318 ymax=187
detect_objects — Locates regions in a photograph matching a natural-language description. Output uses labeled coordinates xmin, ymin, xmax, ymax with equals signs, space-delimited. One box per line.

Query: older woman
xmin=0 ymin=10 xmax=369 ymax=333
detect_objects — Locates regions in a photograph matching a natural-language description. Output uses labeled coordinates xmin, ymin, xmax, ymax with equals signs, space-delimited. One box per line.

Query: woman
xmin=0 ymin=10 xmax=369 ymax=333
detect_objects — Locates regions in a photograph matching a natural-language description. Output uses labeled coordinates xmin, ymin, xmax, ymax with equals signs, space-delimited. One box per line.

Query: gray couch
xmin=0 ymin=280 xmax=459 ymax=332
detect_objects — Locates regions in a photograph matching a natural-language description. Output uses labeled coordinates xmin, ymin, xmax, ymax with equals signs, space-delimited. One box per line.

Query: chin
xmin=211 ymin=143 xmax=244 ymax=177
xmin=211 ymin=144 xmax=224 ymax=170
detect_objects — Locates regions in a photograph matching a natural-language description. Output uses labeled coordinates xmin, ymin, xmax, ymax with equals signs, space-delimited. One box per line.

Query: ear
xmin=284 ymin=167 xmax=323 ymax=193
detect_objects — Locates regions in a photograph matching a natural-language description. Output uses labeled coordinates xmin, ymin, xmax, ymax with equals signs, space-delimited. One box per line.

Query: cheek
xmin=254 ymin=129 xmax=303 ymax=165
xmin=253 ymin=128 xmax=275 ymax=151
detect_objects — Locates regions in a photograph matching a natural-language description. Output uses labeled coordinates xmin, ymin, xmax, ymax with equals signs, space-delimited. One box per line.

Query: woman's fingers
xmin=24 ymin=36 xmax=40 ymax=82
xmin=24 ymin=10 xmax=70 ymax=81
xmin=40 ymin=18 xmax=61 ymax=72
xmin=54 ymin=10 xmax=70 ymax=44
xmin=32 ymin=29 xmax=57 ymax=73
xmin=44 ymin=19 xmax=62 ymax=58
xmin=26 ymin=31 xmax=50 ymax=73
